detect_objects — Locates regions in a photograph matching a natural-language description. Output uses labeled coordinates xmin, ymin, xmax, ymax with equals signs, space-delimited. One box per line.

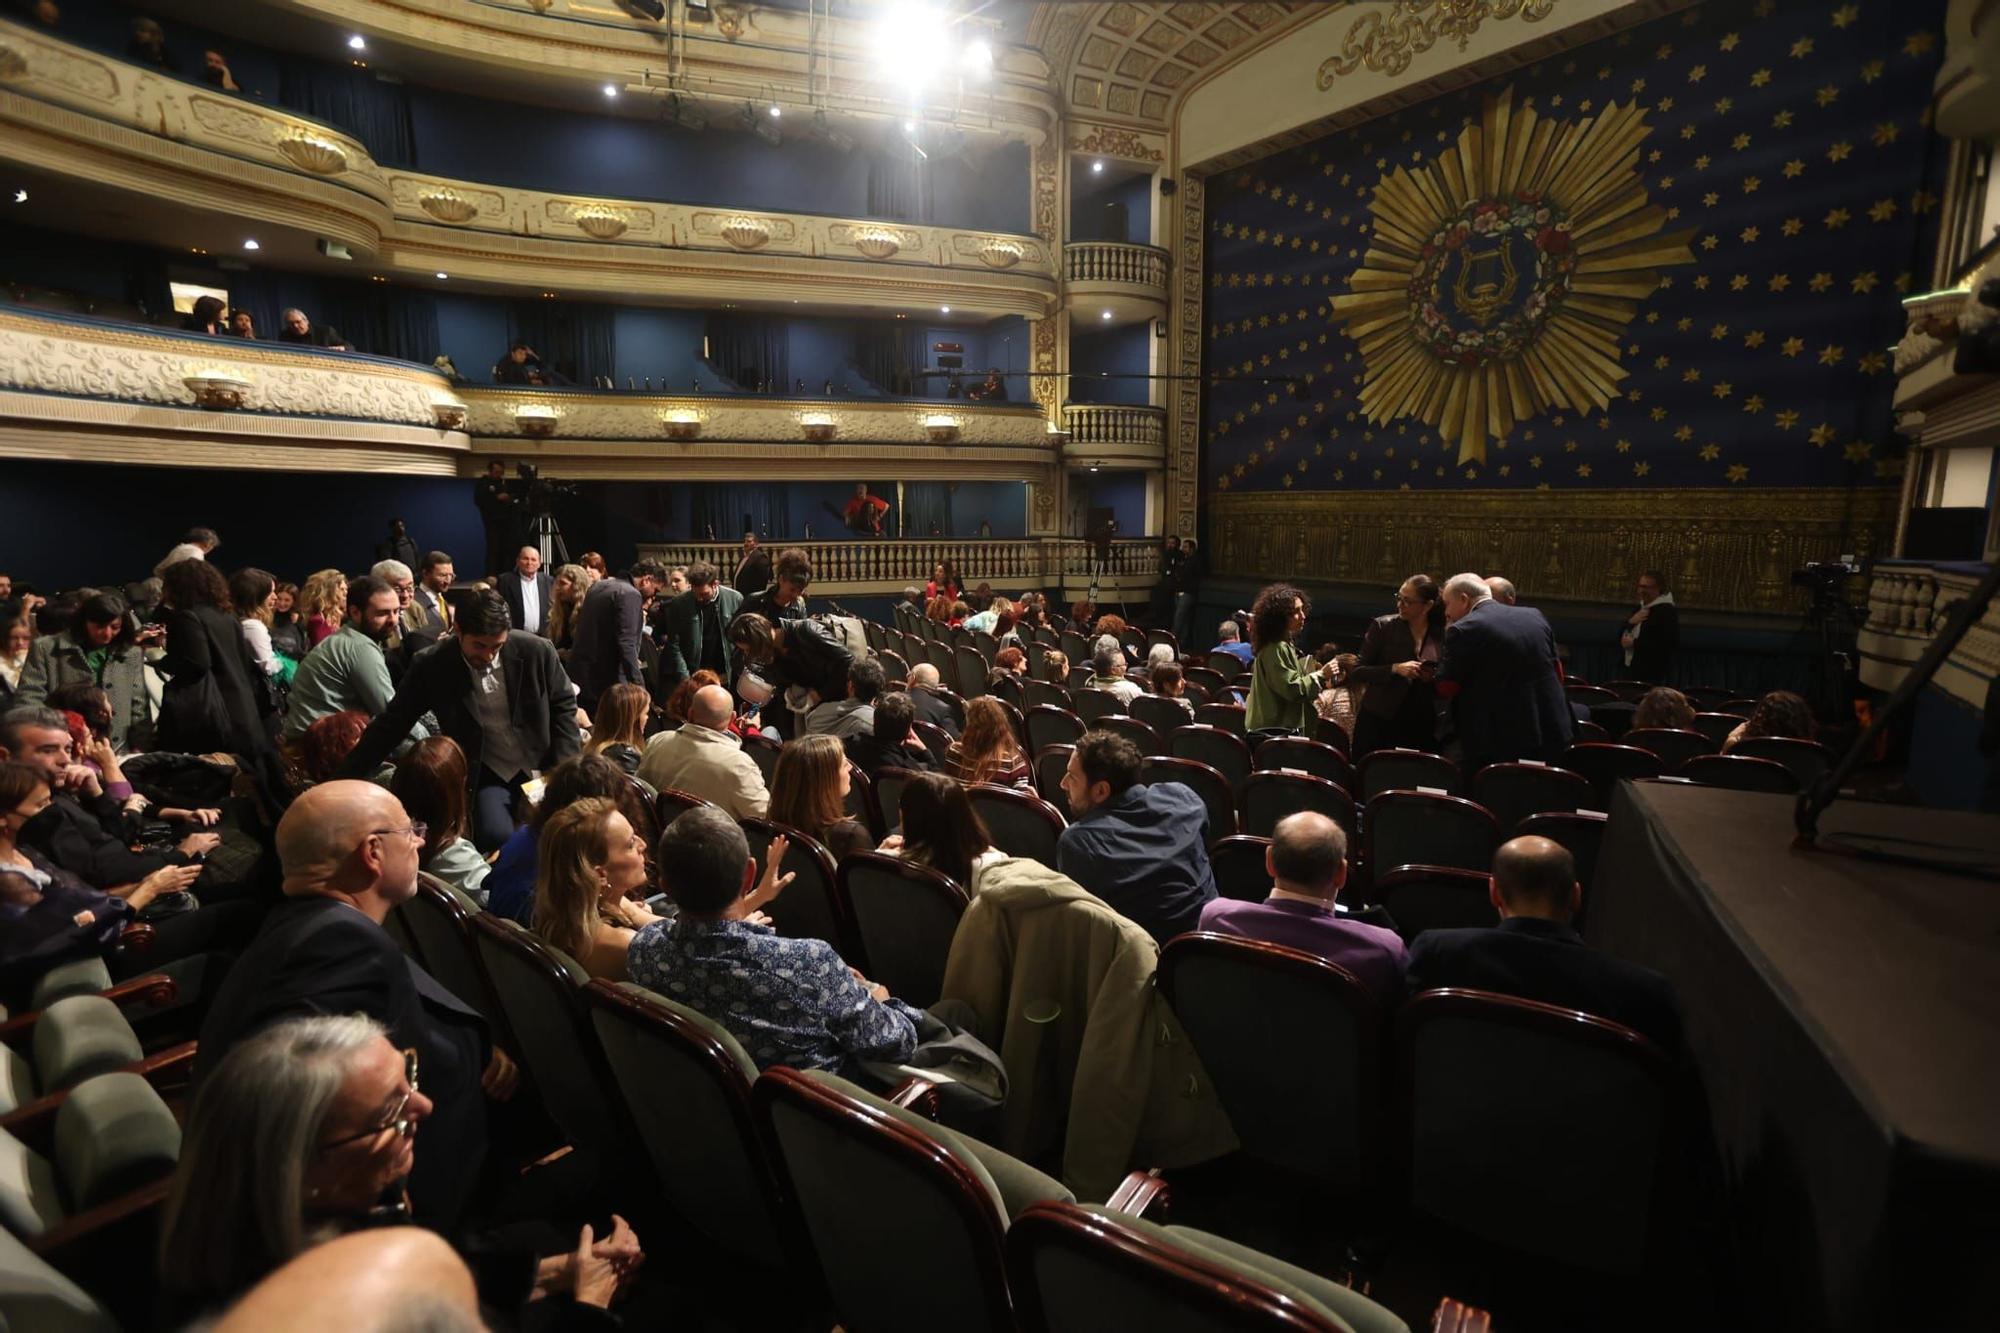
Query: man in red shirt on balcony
xmin=841 ymin=483 xmax=891 ymax=538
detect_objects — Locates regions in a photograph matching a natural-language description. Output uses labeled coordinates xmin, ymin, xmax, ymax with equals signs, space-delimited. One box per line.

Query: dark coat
xmin=765 ymin=619 xmax=853 ymax=704
xmin=1620 ymin=601 xmax=1680 ymax=683
xmin=566 ymin=578 xmax=645 ymax=710
xmin=1347 ymin=611 xmax=1445 ymax=721
xmin=910 ymin=686 xmax=963 ymax=739
xmin=1436 ymin=600 xmax=1573 ymax=771
xmin=656 ymin=585 xmax=744 ymax=690
xmin=1406 ymin=916 xmax=1684 ymax=1052
xmin=20 ymin=788 xmax=180 ymax=889
xmin=193 ymin=897 xmax=490 ymax=1227
xmin=733 ymin=549 xmax=772 ymax=596
xmin=339 ymin=632 xmax=581 ymax=783
xmin=496 ymin=570 xmax=554 ymax=638
xmin=157 ymin=604 xmax=273 ymax=757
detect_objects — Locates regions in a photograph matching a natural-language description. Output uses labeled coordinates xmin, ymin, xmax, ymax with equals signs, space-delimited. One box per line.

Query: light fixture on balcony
xmin=242 ymin=238 xmax=260 ymax=251
xmin=800 ymin=412 xmax=837 ymax=442
xmin=661 ymin=409 xmax=703 ymax=441
xmin=515 ymin=404 xmax=560 ymax=438
xmin=1091 ymin=160 xmax=1104 ymax=173
xmin=347 ymin=34 xmax=366 ymax=51
xmin=434 ymin=271 xmax=449 ymax=280
xmin=940 ymin=305 xmax=951 ymax=314
xmin=922 ymin=414 xmax=961 ymax=444
xmin=603 ymin=84 xmax=619 ymax=99
xmin=183 ymin=372 xmax=252 ymax=411
xmin=430 ymin=396 xmax=468 ymax=431
xmin=1101 ymin=310 xmax=1112 ymax=320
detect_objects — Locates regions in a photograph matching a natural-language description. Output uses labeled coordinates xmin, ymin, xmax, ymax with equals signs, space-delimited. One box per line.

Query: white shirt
xmin=518 ymin=574 xmax=542 ymax=634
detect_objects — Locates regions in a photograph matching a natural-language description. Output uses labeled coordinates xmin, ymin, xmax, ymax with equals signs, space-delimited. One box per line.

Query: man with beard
xmin=283 ymin=575 xmax=429 ymax=753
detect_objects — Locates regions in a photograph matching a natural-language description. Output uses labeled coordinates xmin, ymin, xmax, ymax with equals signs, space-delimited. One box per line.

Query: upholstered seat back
xmin=472 ymin=917 xmax=618 ymax=1151
xmin=52 ymin=1071 xmax=181 ymax=1212
xmin=837 ymin=853 xmax=966 ymax=1009
xmin=33 ymin=997 xmax=141 ymax=1094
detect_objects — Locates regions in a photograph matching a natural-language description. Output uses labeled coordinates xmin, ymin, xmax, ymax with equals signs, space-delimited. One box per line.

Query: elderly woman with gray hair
xmin=159 ymin=1014 xmax=644 ymax=1325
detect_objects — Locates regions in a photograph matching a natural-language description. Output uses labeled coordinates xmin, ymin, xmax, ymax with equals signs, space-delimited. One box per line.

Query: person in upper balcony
xmin=227 ymin=308 xmax=257 ymax=339
xmin=128 ymin=17 xmax=175 ymax=71
xmin=966 ymin=369 xmax=1008 ymax=402
xmin=279 ymin=307 xmax=350 ymax=352
xmin=493 ymin=343 xmax=555 ymax=387
xmin=182 ymin=295 xmax=227 ymax=337
xmin=201 ymin=48 xmax=240 ymax=93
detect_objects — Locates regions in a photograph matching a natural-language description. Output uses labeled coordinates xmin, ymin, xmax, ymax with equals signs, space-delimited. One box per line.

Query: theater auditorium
xmin=0 ymin=0 xmax=1994 ymax=1329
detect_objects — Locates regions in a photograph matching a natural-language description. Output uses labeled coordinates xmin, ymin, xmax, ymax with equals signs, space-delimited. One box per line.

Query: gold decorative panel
xmin=1045 ymin=1 xmax=1322 ymax=127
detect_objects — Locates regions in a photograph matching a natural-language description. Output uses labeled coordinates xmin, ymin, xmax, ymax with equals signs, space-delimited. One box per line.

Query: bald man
xmin=216 ymin=1229 xmax=482 ymax=1333
xmin=194 ymin=781 xmax=511 ymax=1228
xmin=1406 ymin=835 xmax=1683 ymax=1050
xmin=1484 ymin=575 xmax=1517 ymax=606
xmin=903 ymin=661 xmax=962 ymax=737
xmin=1196 ymin=810 xmax=1408 ymax=1002
xmin=635 ymin=684 xmax=769 ymax=819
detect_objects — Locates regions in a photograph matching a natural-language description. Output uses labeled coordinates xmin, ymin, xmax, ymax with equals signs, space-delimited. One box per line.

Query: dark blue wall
xmin=1069 ymin=323 xmax=1155 ymax=405
xmin=1070 ymin=167 xmax=1154 ymax=244
xmin=1076 ymin=472 xmax=1148 ymax=535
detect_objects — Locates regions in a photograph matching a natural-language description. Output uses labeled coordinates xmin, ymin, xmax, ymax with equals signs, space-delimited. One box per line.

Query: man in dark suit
xmin=656 ymin=559 xmax=742 ymax=694
xmin=732 ymin=533 xmax=771 ymax=596
xmin=1618 ymin=569 xmax=1680 ymax=683
xmin=902 ymin=663 xmax=963 ymax=738
xmin=405 ymin=551 xmax=455 ymax=638
xmin=568 ymin=558 xmax=667 ymax=711
xmin=1406 ymin=835 xmax=1683 ymax=1051
xmin=496 ymin=546 xmax=552 ymax=638
xmin=340 ymin=588 xmax=581 ymax=851
xmin=194 ymin=780 xmax=518 ymax=1228
xmin=1435 ymin=572 xmax=1572 ymax=774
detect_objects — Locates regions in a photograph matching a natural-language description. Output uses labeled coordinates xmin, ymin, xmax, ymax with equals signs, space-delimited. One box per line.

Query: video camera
xmin=516 ymin=461 xmax=577 ymax=515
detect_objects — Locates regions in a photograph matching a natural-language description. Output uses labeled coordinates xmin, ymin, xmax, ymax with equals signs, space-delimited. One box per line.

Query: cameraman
xmin=474 ymin=460 xmax=515 ymax=580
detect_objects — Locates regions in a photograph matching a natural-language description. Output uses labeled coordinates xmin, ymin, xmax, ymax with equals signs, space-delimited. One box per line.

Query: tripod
xmin=527 ymin=510 xmax=570 ymax=568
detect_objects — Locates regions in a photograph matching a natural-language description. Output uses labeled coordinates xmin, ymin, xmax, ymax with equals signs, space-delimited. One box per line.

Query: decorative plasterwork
xmin=1207 ymin=486 xmax=1897 ymax=617
xmin=1041 ymin=2 xmax=1321 ymax=126
xmin=1859 ymin=562 xmax=2000 ymax=712
xmin=1168 ymin=174 xmax=1206 ymax=539
xmin=462 ymin=391 xmax=1052 ymax=447
xmin=1067 ymin=125 xmax=1165 ymax=163
xmin=1318 ymin=0 xmax=1557 ymax=83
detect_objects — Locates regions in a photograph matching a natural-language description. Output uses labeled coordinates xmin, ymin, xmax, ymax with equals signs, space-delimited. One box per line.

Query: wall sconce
xmin=514 ymin=404 xmax=560 ymax=438
xmin=922 ymin=414 xmax=962 ymax=444
xmin=431 ymin=397 xmax=468 ymax=431
xmin=183 ymin=372 xmax=252 ymax=411
xmin=661 ymin=409 xmax=703 ymax=441
xmin=800 ymin=412 xmax=837 ymax=442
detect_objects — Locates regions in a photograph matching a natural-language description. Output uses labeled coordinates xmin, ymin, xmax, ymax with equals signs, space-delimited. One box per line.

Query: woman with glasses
xmin=160 ymin=1013 xmax=643 ymax=1322
xmin=1244 ymin=583 xmax=1336 ymax=734
xmin=1347 ymin=574 xmax=1446 ymax=757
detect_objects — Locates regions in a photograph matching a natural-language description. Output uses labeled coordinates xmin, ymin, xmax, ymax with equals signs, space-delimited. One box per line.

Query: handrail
xmin=638 ymin=538 xmax=1163 ymax=589
xmin=1064 ymin=242 xmax=1171 ymax=288
xmin=1062 ymin=404 xmax=1167 ymax=446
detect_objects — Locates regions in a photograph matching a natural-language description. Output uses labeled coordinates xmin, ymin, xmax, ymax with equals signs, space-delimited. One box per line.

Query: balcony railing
xmin=1062 ymin=404 xmax=1166 ymax=448
xmin=637 ymin=538 xmax=1162 ymax=597
xmin=1064 ymin=242 xmax=1170 ymax=290
xmin=1856 ymin=559 xmax=1995 ymax=710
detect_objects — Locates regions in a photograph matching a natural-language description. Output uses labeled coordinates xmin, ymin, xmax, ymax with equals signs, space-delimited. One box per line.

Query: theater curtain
xmin=690 ymin=485 xmax=793 ymax=543
xmin=851 ymin=323 xmax=926 ymax=396
xmin=278 ymin=64 xmax=417 ymax=169
xmin=704 ymin=313 xmax=787 ymax=392
xmin=320 ymin=282 xmax=438 ymax=364
xmin=506 ymin=301 xmax=616 ymax=386
xmin=866 ymin=146 xmax=935 ymax=223
xmin=903 ymin=483 xmax=954 ymax=539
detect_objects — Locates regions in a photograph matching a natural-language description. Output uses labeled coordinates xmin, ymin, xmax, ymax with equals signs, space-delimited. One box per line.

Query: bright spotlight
xmin=962 ymin=38 xmax=992 ymax=76
xmin=603 ymin=84 xmax=619 ymax=99
xmin=1091 ymin=160 xmax=1104 ymax=173
xmin=347 ymin=34 xmax=366 ymax=51
xmin=10 ymin=189 xmax=25 ymax=204
xmin=769 ymin=104 xmax=782 ymax=118
xmin=940 ymin=305 xmax=951 ymax=314
xmin=435 ymin=271 xmax=449 ymax=279
xmin=873 ymin=4 xmax=950 ymax=93
xmin=903 ymin=119 xmax=917 ymax=134
xmin=1101 ymin=310 xmax=1113 ymax=320
xmin=242 ymin=238 xmax=260 ymax=251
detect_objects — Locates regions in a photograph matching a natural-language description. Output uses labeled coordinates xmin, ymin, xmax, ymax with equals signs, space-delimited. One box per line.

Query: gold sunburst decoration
xmin=1331 ymin=86 xmax=1694 ymax=466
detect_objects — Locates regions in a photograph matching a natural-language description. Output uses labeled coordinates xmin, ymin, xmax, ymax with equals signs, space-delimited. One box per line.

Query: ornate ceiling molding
xmin=1317 ymin=0 xmax=1557 ymax=84
xmin=1051 ymin=2 xmax=1325 ymax=128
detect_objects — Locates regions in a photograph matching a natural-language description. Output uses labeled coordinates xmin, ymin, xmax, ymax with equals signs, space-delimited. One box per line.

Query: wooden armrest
xmin=116 ymin=923 xmax=157 ymax=955
xmin=886 ymin=1076 xmax=940 ymax=1118
xmin=1430 ymin=1297 xmax=1493 ymax=1333
xmin=0 ymin=1041 xmax=198 ymax=1142
xmin=1104 ymin=1168 xmax=1170 ymax=1221
xmin=0 ymin=973 xmax=178 ymax=1048
xmin=29 ymin=1178 xmax=172 ymax=1259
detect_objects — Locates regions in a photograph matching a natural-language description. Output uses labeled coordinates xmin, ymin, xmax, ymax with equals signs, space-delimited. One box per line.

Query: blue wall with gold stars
xmin=1201 ymin=0 xmax=1949 ymax=498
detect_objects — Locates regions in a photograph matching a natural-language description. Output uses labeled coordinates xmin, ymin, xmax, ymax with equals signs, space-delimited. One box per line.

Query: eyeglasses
xmin=370 ymin=822 xmax=428 ymax=845
xmin=1394 ymin=595 xmax=1422 ymax=606
xmin=317 ymin=1049 xmax=420 ymax=1152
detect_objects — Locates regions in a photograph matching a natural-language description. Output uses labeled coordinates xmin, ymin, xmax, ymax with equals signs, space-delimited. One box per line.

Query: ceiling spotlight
xmin=347 ymin=34 xmax=366 ymax=51
xmin=1090 ymin=466 xmax=1100 ymax=472
xmin=1101 ymin=310 xmax=1113 ymax=320
xmin=1091 ymin=160 xmax=1104 ymax=174
xmin=603 ymin=84 xmax=619 ymax=99
xmin=769 ymin=104 xmax=782 ymax=118
xmin=10 ymin=189 xmax=24 ymax=204
xmin=435 ymin=271 xmax=448 ymax=279
xmin=940 ymin=305 xmax=951 ymax=314
xmin=962 ymin=38 xmax=992 ymax=77
xmin=242 ymin=238 xmax=260 ymax=251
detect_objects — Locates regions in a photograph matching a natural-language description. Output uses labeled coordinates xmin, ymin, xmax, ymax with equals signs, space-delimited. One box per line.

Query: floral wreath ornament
xmin=1332 ymin=86 xmax=1694 ymax=466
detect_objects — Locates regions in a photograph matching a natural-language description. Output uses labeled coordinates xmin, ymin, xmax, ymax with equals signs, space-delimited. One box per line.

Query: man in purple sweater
xmin=1196 ymin=810 xmax=1407 ymax=1002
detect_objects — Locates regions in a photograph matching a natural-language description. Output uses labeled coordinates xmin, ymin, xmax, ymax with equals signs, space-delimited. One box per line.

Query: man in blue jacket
xmin=1057 ymin=729 xmax=1216 ymax=944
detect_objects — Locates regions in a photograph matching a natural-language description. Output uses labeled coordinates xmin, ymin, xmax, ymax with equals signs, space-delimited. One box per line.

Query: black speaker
xmin=1159 ymin=178 xmax=1178 ymax=196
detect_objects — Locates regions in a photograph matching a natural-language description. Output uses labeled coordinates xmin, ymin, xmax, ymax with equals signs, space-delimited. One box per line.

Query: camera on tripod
xmin=516 ymin=461 xmax=577 ymax=515
xmin=1791 ymin=558 xmax=1865 ymax=623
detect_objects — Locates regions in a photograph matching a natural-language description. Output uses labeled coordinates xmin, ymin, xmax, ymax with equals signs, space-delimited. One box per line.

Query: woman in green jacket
xmin=1244 ymin=583 xmax=1332 ymax=734
xmin=17 ymin=593 xmax=158 ymax=752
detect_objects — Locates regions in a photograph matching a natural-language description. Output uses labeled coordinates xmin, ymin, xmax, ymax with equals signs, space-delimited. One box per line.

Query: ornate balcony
xmin=637 ymin=538 xmax=1162 ymax=600
xmin=1858 ymin=559 xmax=1999 ymax=710
xmin=1060 ymin=404 xmax=1167 ymax=468
xmin=1063 ymin=242 xmax=1170 ymax=321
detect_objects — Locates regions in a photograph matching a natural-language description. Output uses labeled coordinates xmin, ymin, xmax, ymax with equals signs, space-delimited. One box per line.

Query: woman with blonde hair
xmin=532 ymin=795 xmax=661 ymax=979
xmin=586 ymin=681 xmax=650 ymax=775
xmin=297 ymin=569 xmax=346 ymax=649
xmin=547 ymin=563 xmax=590 ymax=652
xmin=949 ymin=696 xmax=1029 ymax=788
xmin=768 ymin=734 xmax=854 ymax=843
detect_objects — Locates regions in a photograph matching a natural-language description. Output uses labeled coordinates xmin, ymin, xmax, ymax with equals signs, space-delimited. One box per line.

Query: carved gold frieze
xmin=0 ymin=42 xmax=25 ymax=81
xmin=834 ymin=225 xmax=916 ymax=260
xmin=571 ymin=206 xmax=630 ymax=240
xmin=719 ymin=217 xmax=772 ymax=251
xmin=1067 ymin=126 xmax=1165 ymax=163
xmin=276 ymin=129 xmax=348 ymax=175
xmin=417 ymin=188 xmax=481 ymax=224
xmin=1318 ymin=0 xmax=1558 ymax=84
xmin=1208 ymin=487 xmax=1897 ymax=616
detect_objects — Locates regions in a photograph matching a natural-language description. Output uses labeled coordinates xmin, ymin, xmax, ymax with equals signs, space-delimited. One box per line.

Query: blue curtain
xmin=866 ymin=145 xmax=935 ymax=223
xmin=903 ymin=483 xmax=954 ymax=539
xmin=278 ymin=64 xmax=416 ymax=169
xmin=704 ymin=313 xmax=787 ymax=392
xmin=690 ymin=485 xmax=793 ymax=542
xmin=851 ymin=322 xmax=925 ymax=396
xmin=320 ymin=283 xmax=438 ymax=364
xmin=506 ymin=301 xmax=616 ymax=385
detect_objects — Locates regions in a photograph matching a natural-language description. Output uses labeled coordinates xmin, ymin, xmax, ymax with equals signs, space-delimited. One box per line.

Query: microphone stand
xmin=1793 ymin=558 xmax=2000 ymax=878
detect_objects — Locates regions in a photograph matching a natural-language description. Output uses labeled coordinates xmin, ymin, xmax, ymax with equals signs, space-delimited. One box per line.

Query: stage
xmin=1589 ymin=781 xmax=2000 ymax=1332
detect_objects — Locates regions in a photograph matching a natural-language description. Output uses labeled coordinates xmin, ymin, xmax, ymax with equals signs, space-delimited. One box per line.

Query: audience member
xmin=1313 ymin=648 xmax=1361 ymax=743
xmin=201 ymin=48 xmax=240 ymax=92
xmin=231 ymin=566 xmax=284 ymax=686
xmin=545 ymin=562 xmax=589 ymax=652
xmin=656 ymin=560 xmax=742 ymax=693
xmin=1437 ymin=572 xmax=1573 ymax=773
xmin=339 ymin=588 xmax=581 ymax=851
xmin=533 ymin=796 xmax=661 ymax=978
xmin=569 ymin=559 xmax=666 ymax=710
xmin=475 ymin=462 xmax=516 ymax=580
xmin=843 ymin=690 xmax=934 ymax=779
xmin=1197 ymin=812 xmax=1406 ymax=1002
xmin=1057 ymin=730 xmax=1217 ymax=943
xmin=0 ymin=615 xmax=29 ymax=709
xmin=728 ymin=610 xmax=853 ymax=730
xmin=895 ymin=585 xmax=925 ymax=620
xmin=585 ymin=681 xmax=650 ymax=775
xmin=990 ymin=646 xmax=1027 ymax=686
xmin=1244 ymin=583 xmax=1335 ymax=734
xmin=1485 ymin=575 xmax=1518 ymax=606
xmin=1170 ymin=538 xmax=1202 ymax=646
xmin=388 ymin=737 xmax=491 ymax=906
xmin=1087 ymin=645 xmax=1143 ymax=704
xmin=269 ymin=581 xmax=306 ymax=661
xmin=157 ymin=557 xmax=280 ymax=773
xmin=227 ymin=308 xmax=257 ymax=339
xmin=284 ymin=575 xmax=414 ymax=744
xmin=768 ymin=734 xmax=852 ymax=844
xmin=23 ymin=1 xmax=58 ymax=29
xmin=154 ymin=526 xmax=221 ymax=578
xmin=636 ymin=683 xmax=768 ymax=819
xmin=905 ymin=662 xmax=962 ymax=738
xmin=17 ymin=591 xmax=157 ymax=752
xmin=1039 ymin=650 xmax=1069 ymax=685
xmin=492 ymin=342 xmax=553 ymax=386
xmin=498 ymin=547 xmax=552 ymax=638
xmin=949 ymin=696 xmax=1030 ymax=788
xmin=484 ymin=753 xmax=631 ymax=926
xmin=885 ymin=770 xmax=1001 ymax=891
xmin=1347 ymin=574 xmax=1443 ymax=755
xmin=1632 ymin=686 xmax=1697 ymax=732
xmin=1407 ymin=835 xmax=1683 ymax=1050
xmin=278 ymin=307 xmax=350 ymax=351
xmin=742 ymin=547 xmax=812 ymax=625
xmin=408 ymin=552 xmax=455 ymax=637
xmin=207 ymin=1229 xmax=483 ymax=1333
xmin=375 ymin=520 xmax=420 ymax=569
xmin=963 ymin=596 xmax=1008 ymax=635
xmin=128 ymin=16 xmax=174 ymax=69
xmin=732 ymin=533 xmax=771 ymax=595
xmin=297 ymin=709 xmax=372 ymax=785
xmin=1150 ymin=661 xmax=1195 ymax=715
xmin=1620 ymin=570 xmax=1680 ymax=683
xmin=1723 ymin=690 xmax=1816 ymax=752
xmin=194 ymin=781 xmax=509 ymax=1229
xmin=925 ymin=561 xmax=961 ymax=604
xmin=298 ymin=568 xmax=347 ymax=648
xmin=805 ymin=660 xmax=884 ymax=740
xmin=629 ymin=807 xmax=919 ymax=1072
xmin=184 ymin=294 xmax=227 ymax=336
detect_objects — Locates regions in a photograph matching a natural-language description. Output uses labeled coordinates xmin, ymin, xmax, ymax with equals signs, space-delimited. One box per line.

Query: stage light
xmin=1101 ymin=310 xmax=1113 ymax=320
xmin=10 ymin=189 xmax=24 ymax=204
xmin=962 ymin=39 xmax=992 ymax=77
xmin=1091 ymin=160 xmax=1104 ymax=173
xmin=347 ymin=34 xmax=366 ymax=51
xmin=769 ymin=104 xmax=782 ymax=118
xmin=873 ymin=4 xmax=950 ymax=94
xmin=903 ymin=119 xmax=917 ymax=134
xmin=242 ymin=238 xmax=260 ymax=251
xmin=435 ymin=271 xmax=449 ymax=279
xmin=603 ymin=84 xmax=619 ymax=99
xmin=940 ymin=305 xmax=950 ymax=314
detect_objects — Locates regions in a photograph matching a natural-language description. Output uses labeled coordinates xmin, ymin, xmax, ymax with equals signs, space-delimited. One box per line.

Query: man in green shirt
xmin=283 ymin=575 xmax=428 ymax=751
